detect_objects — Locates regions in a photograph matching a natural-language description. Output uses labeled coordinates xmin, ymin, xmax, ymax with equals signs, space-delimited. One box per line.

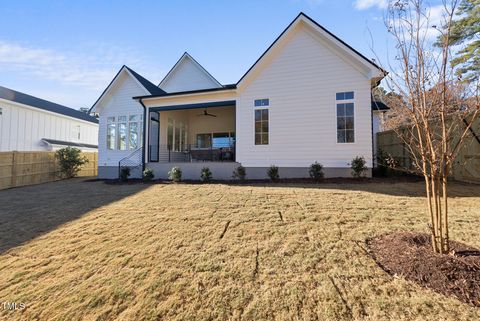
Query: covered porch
xmin=146 ymin=100 xmax=236 ymax=165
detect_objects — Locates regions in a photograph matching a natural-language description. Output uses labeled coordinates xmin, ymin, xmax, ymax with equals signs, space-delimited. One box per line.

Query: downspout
xmin=371 ymin=95 xmax=375 ymax=170
xmin=138 ymin=98 xmax=147 ymax=172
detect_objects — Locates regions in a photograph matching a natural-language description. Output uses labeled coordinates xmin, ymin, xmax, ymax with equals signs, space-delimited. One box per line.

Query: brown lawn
xmin=0 ymin=178 xmax=479 ymax=320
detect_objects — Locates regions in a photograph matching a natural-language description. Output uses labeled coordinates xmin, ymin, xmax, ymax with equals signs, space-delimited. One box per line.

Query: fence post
xmin=11 ymin=151 xmax=17 ymax=188
xmin=94 ymin=152 xmax=98 ymax=176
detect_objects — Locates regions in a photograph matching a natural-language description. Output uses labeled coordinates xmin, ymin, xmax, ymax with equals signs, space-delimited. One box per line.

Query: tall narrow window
xmin=129 ymin=122 xmax=138 ymax=149
xmin=174 ymin=122 xmax=181 ymax=151
xmin=254 ymin=99 xmax=269 ymax=145
xmin=336 ymin=91 xmax=354 ymax=143
xmin=117 ymin=116 xmax=127 ymax=150
xmin=167 ymin=118 xmax=174 ymax=150
xmin=107 ymin=117 xmax=116 ymax=150
xmin=128 ymin=115 xmax=140 ymax=150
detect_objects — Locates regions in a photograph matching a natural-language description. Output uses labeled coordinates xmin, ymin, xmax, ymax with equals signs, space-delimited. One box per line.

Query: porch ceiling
xmin=148 ymin=100 xmax=236 ymax=112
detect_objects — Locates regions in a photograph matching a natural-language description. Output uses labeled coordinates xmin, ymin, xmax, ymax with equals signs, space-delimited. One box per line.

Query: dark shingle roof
xmin=0 ymin=86 xmax=98 ymax=123
xmin=372 ymin=100 xmax=390 ymax=111
xmin=41 ymin=138 xmax=98 ymax=149
xmin=125 ymin=66 xmax=166 ymax=95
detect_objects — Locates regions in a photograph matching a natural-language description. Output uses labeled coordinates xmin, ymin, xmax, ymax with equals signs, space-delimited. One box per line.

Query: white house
xmin=0 ymin=86 xmax=98 ymax=152
xmin=91 ymin=13 xmax=387 ymax=180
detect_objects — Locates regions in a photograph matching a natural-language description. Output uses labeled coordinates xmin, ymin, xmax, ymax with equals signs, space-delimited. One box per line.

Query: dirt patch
xmin=368 ymin=232 xmax=480 ymax=307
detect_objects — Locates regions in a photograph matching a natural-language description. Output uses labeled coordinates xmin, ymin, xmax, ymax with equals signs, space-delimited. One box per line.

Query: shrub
xmin=200 ymin=167 xmax=212 ymax=183
xmin=143 ymin=168 xmax=154 ymax=181
xmin=120 ymin=167 xmax=130 ymax=181
xmin=375 ymin=149 xmax=397 ymax=177
xmin=350 ymin=156 xmax=368 ymax=178
xmin=168 ymin=166 xmax=182 ymax=182
xmin=232 ymin=165 xmax=246 ymax=180
xmin=309 ymin=162 xmax=325 ymax=181
xmin=267 ymin=165 xmax=279 ymax=181
xmin=55 ymin=147 xmax=88 ymax=178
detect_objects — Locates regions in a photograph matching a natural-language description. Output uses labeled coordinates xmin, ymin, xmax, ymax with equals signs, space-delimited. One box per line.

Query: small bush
xmin=143 ymin=168 xmax=154 ymax=181
xmin=168 ymin=166 xmax=182 ymax=182
xmin=120 ymin=167 xmax=130 ymax=181
xmin=200 ymin=167 xmax=212 ymax=183
xmin=309 ymin=162 xmax=325 ymax=181
xmin=232 ymin=165 xmax=246 ymax=180
xmin=350 ymin=156 xmax=368 ymax=178
xmin=376 ymin=149 xmax=398 ymax=176
xmin=55 ymin=147 xmax=88 ymax=178
xmin=267 ymin=165 xmax=279 ymax=181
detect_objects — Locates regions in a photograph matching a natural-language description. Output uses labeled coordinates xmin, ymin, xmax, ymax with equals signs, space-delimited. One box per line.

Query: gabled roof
xmin=0 ymin=86 xmax=98 ymax=124
xmin=89 ymin=65 xmax=164 ymax=113
xmin=135 ymin=12 xmax=386 ymax=101
xmin=124 ymin=66 xmax=165 ymax=95
xmin=158 ymin=52 xmax=222 ymax=91
xmin=236 ymin=12 xmax=386 ymax=87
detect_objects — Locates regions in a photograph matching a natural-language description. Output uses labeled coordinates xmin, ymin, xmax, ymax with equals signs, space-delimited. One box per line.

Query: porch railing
xmin=119 ymin=147 xmax=143 ymax=177
xmin=149 ymin=144 xmax=235 ymax=163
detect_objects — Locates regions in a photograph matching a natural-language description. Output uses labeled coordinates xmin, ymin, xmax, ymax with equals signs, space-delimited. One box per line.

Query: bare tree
xmin=380 ymin=0 xmax=480 ymax=254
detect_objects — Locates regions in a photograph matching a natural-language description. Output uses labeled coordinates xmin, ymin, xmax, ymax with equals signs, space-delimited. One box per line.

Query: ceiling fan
xmin=197 ymin=108 xmax=217 ymax=117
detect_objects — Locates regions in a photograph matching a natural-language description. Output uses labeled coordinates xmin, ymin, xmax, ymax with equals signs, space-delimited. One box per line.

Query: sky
xmin=0 ymin=0 xmax=443 ymax=109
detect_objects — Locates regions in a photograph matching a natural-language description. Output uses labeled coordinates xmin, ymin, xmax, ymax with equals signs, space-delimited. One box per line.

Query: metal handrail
xmin=118 ymin=147 xmax=143 ymax=177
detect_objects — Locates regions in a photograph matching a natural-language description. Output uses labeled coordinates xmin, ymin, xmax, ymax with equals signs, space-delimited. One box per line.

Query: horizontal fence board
xmin=0 ymin=151 xmax=97 ymax=190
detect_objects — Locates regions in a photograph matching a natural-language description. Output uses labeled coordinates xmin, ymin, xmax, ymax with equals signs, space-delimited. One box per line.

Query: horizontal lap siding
xmin=97 ymin=73 xmax=146 ymax=166
xmin=159 ymin=58 xmax=221 ymax=93
xmin=236 ymin=27 xmax=372 ymax=168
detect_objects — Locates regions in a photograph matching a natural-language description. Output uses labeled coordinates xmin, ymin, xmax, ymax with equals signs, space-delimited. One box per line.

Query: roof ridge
xmin=0 ymin=85 xmax=98 ymax=123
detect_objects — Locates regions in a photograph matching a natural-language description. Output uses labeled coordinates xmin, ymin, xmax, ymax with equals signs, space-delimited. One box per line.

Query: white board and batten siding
xmin=0 ymin=99 xmax=98 ymax=152
xmin=97 ymin=71 xmax=147 ymax=167
xmin=236 ymin=24 xmax=373 ymax=169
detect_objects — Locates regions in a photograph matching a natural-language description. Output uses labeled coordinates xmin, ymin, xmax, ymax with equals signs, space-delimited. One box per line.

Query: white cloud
xmin=0 ymin=40 xmax=162 ymax=107
xmin=354 ymin=0 xmax=388 ymax=10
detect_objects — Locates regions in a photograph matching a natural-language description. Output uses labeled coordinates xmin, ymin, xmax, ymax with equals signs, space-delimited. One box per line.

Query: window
xmin=196 ymin=132 xmax=235 ymax=148
xmin=106 ymin=114 xmax=142 ymax=150
xmin=71 ymin=125 xmax=81 ymax=141
xmin=197 ymin=134 xmax=212 ymax=148
xmin=174 ymin=122 xmax=181 ymax=151
xmin=0 ymin=107 xmax=3 ymax=115
xmin=212 ymin=133 xmax=231 ymax=148
xmin=128 ymin=115 xmax=142 ymax=150
xmin=254 ymin=105 xmax=269 ymax=145
xmin=129 ymin=122 xmax=139 ymax=149
xmin=107 ymin=118 xmax=116 ymax=150
xmin=336 ymin=92 xmax=354 ymax=143
xmin=336 ymin=91 xmax=354 ymax=101
xmin=167 ymin=118 xmax=174 ymax=150
xmin=117 ymin=122 xmax=127 ymax=150
xmin=254 ymin=99 xmax=269 ymax=107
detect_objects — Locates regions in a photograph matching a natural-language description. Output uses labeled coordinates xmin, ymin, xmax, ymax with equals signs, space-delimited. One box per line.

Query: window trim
xmin=106 ymin=114 xmax=143 ymax=151
xmin=253 ymin=98 xmax=270 ymax=146
xmin=335 ymin=91 xmax=356 ymax=144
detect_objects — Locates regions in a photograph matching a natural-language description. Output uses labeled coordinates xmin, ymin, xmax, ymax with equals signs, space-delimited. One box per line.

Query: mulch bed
xmin=367 ymin=232 xmax=480 ymax=307
xmin=97 ymin=176 xmax=422 ymax=186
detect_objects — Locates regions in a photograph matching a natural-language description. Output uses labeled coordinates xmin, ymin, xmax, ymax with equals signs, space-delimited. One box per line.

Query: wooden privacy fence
xmin=0 ymin=151 xmax=97 ymax=190
xmin=377 ymin=127 xmax=480 ymax=184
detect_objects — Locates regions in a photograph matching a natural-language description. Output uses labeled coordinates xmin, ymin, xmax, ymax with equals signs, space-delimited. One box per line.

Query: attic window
xmin=336 ymin=92 xmax=354 ymax=100
xmin=254 ymin=99 xmax=269 ymax=107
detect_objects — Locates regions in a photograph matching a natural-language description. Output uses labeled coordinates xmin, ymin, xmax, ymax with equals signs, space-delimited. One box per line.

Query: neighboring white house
xmin=91 ymin=12 xmax=388 ymax=179
xmin=0 ymin=86 xmax=98 ymax=152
